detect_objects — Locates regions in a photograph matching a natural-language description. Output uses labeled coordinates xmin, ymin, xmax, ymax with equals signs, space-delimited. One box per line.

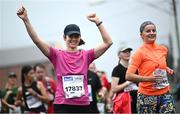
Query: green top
xmin=2 ymin=87 xmax=18 ymax=105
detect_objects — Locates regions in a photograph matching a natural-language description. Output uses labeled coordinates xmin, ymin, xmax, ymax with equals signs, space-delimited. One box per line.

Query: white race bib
xmin=153 ymin=69 xmax=169 ymax=89
xmin=26 ymin=95 xmax=42 ymax=108
xmin=62 ymin=75 xmax=85 ymax=99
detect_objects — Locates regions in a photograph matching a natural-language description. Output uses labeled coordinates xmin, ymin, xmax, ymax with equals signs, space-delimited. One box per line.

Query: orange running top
xmin=127 ymin=43 xmax=170 ymax=96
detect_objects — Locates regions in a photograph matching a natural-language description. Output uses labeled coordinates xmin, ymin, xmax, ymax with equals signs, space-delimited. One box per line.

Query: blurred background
xmin=0 ymin=0 xmax=180 ymax=111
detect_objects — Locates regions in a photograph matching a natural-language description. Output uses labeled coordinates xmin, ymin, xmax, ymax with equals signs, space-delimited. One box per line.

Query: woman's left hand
xmin=87 ymin=13 xmax=100 ymax=24
xmin=27 ymin=88 xmax=37 ymax=96
xmin=166 ymin=67 xmax=174 ymax=75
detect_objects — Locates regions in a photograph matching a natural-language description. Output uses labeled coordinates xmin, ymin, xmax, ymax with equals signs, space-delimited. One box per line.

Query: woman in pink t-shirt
xmin=17 ymin=6 xmax=112 ymax=113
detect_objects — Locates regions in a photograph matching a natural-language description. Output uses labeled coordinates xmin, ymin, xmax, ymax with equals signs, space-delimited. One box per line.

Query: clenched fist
xmin=17 ymin=6 xmax=28 ymax=21
xmin=87 ymin=13 xmax=100 ymax=25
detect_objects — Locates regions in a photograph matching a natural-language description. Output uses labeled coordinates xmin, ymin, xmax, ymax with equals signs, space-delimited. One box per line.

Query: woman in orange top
xmin=126 ymin=21 xmax=176 ymax=113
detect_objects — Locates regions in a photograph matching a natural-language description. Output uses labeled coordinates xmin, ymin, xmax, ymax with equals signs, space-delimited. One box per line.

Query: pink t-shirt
xmin=48 ymin=47 xmax=95 ymax=105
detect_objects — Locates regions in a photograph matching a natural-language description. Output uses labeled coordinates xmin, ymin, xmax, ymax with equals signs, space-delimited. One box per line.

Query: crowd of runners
xmin=0 ymin=6 xmax=177 ymax=114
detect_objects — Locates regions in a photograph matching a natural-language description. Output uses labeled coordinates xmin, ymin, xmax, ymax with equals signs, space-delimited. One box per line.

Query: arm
xmin=106 ymin=89 xmax=114 ymax=113
xmin=1 ymin=99 xmax=16 ymax=111
xmin=111 ymin=77 xmax=130 ymax=93
xmin=126 ymin=73 xmax=149 ymax=82
xmin=126 ymin=72 xmax=163 ymax=83
xmin=87 ymin=13 xmax=113 ymax=59
xmin=97 ymin=87 xmax=107 ymax=101
xmin=17 ymin=6 xmax=50 ymax=57
xmin=2 ymin=91 xmax=16 ymax=110
xmin=36 ymin=81 xmax=49 ymax=103
xmin=125 ymin=50 xmax=160 ymax=83
xmin=27 ymin=82 xmax=49 ymax=103
xmin=14 ymin=87 xmax=23 ymax=107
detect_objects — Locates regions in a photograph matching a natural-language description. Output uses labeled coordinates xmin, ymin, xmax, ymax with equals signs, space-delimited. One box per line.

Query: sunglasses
xmin=121 ymin=49 xmax=131 ymax=53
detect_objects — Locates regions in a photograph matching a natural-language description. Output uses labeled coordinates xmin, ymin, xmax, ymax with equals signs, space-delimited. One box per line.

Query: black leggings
xmin=54 ymin=104 xmax=91 ymax=113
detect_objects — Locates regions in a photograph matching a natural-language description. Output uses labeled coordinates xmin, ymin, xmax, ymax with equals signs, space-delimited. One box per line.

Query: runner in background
xmin=34 ymin=63 xmax=56 ymax=113
xmin=111 ymin=46 xmax=138 ymax=114
xmin=1 ymin=72 xmax=21 ymax=114
xmin=89 ymin=63 xmax=110 ymax=113
xmin=16 ymin=65 xmax=49 ymax=113
xmin=96 ymin=70 xmax=111 ymax=113
xmin=87 ymin=70 xmax=104 ymax=113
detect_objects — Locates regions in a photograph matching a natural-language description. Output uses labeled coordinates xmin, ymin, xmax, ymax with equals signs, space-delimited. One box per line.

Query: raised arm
xmin=87 ymin=13 xmax=113 ymax=59
xmin=17 ymin=6 xmax=50 ymax=57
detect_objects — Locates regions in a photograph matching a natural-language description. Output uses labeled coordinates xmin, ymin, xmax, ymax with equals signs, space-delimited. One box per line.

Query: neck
xmin=119 ymin=59 xmax=129 ymax=68
xmin=25 ymin=80 xmax=32 ymax=86
xmin=6 ymin=83 xmax=16 ymax=89
xmin=144 ymin=41 xmax=155 ymax=45
xmin=67 ymin=47 xmax=78 ymax=52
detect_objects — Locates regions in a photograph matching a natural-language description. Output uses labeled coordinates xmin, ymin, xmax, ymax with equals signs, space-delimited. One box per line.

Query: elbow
xmin=44 ymin=97 xmax=50 ymax=103
xmin=111 ymin=86 xmax=118 ymax=93
xmin=108 ymin=40 xmax=113 ymax=46
xmin=104 ymin=37 xmax=113 ymax=47
xmin=39 ymin=94 xmax=49 ymax=103
xmin=105 ymin=41 xmax=113 ymax=49
xmin=111 ymin=88 xmax=116 ymax=93
xmin=33 ymin=40 xmax=41 ymax=45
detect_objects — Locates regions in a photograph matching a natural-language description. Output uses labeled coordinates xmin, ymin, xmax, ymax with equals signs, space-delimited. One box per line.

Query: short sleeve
xmin=48 ymin=46 xmax=58 ymax=64
xmin=86 ymin=49 xmax=95 ymax=65
xmin=127 ymin=50 xmax=143 ymax=74
xmin=112 ymin=66 xmax=120 ymax=78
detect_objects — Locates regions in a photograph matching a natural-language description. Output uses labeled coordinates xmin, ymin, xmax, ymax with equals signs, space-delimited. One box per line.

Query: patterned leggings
xmin=137 ymin=92 xmax=176 ymax=114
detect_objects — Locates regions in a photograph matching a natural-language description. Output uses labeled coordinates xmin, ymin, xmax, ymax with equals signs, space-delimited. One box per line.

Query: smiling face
xmin=64 ymin=34 xmax=81 ymax=51
xmin=140 ymin=24 xmax=157 ymax=44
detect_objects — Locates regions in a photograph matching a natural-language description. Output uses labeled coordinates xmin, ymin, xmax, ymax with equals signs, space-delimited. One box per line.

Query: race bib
xmin=62 ymin=75 xmax=85 ymax=99
xmin=153 ymin=69 xmax=169 ymax=89
xmin=26 ymin=95 xmax=42 ymax=108
xmin=88 ymin=85 xmax=93 ymax=101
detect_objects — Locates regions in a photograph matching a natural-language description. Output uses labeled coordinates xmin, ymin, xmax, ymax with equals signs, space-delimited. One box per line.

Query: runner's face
xmin=26 ymin=69 xmax=35 ymax=82
xmin=119 ymin=50 xmax=131 ymax=61
xmin=140 ymin=24 xmax=157 ymax=44
xmin=65 ymin=34 xmax=80 ymax=49
xmin=8 ymin=77 xmax=17 ymax=85
xmin=35 ymin=67 xmax=46 ymax=81
xmin=89 ymin=63 xmax=96 ymax=72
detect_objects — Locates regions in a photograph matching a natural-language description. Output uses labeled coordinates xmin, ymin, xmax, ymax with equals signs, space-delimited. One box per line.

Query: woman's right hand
xmin=149 ymin=75 xmax=163 ymax=82
xmin=17 ymin=6 xmax=28 ymax=21
xmin=8 ymin=104 xmax=16 ymax=110
xmin=126 ymin=81 xmax=132 ymax=85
